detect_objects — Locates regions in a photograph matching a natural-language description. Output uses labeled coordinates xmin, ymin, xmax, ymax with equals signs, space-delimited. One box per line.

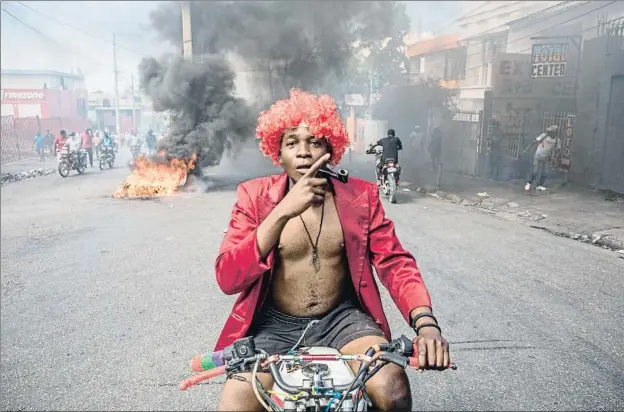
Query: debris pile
xmin=1 ymin=168 xmax=55 ymax=186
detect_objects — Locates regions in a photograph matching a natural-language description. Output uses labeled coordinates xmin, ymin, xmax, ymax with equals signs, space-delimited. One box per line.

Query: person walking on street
xmin=81 ymin=128 xmax=94 ymax=167
xmin=33 ymin=131 xmax=46 ymax=162
xmin=429 ymin=126 xmax=443 ymax=188
xmin=524 ymin=125 xmax=560 ymax=192
xmin=45 ymin=129 xmax=55 ymax=156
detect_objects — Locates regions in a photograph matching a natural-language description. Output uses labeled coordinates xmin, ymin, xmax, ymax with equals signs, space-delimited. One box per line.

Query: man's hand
xmin=412 ymin=328 xmax=450 ymax=370
xmin=275 ymin=153 xmax=330 ymax=219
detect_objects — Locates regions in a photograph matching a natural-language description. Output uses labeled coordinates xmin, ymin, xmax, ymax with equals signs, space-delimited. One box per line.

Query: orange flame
xmin=113 ymin=153 xmax=197 ymax=199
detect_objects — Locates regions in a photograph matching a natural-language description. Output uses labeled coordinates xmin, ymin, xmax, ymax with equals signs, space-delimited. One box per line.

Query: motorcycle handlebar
xmin=180 ymin=337 xmax=457 ymax=392
xmin=190 ymin=350 xmax=225 ymax=372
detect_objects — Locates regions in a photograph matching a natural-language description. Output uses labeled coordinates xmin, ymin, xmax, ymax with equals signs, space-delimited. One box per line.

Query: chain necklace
xmin=299 ymin=200 xmax=325 ymax=273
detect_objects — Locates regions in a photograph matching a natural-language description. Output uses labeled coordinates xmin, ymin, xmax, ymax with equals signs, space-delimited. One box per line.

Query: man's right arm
xmin=215 ymin=184 xmax=287 ymax=295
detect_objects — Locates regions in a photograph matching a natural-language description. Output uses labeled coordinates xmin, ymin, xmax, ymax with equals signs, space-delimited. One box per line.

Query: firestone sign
xmin=1 ymin=89 xmax=47 ymax=101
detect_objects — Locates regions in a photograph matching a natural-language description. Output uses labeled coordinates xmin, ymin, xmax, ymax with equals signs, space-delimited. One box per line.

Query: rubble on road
xmin=411 ymin=184 xmax=624 ymax=253
xmin=1 ymin=168 xmax=55 ymax=186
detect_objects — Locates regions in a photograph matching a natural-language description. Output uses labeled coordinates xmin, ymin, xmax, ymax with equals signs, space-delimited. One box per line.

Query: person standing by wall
xmin=429 ymin=126 xmax=443 ymax=188
xmin=524 ymin=125 xmax=560 ymax=192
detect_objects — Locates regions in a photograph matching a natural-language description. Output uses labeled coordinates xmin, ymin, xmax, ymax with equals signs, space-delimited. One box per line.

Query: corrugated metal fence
xmin=1 ymin=116 xmax=89 ymax=165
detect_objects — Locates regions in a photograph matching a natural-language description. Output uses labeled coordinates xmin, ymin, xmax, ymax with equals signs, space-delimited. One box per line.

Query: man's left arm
xmin=367 ymin=184 xmax=431 ymax=321
xmin=367 ymin=185 xmax=450 ymax=368
xmin=397 ymin=138 xmax=403 ymax=150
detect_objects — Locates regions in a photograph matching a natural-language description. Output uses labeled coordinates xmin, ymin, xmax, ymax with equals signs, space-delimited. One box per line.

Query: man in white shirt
xmin=525 ymin=125 xmax=560 ymax=192
xmin=62 ymin=132 xmax=82 ymax=163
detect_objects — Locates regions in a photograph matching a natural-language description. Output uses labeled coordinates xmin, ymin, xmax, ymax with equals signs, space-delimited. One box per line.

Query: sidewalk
xmin=400 ymin=165 xmax=624 ymax=253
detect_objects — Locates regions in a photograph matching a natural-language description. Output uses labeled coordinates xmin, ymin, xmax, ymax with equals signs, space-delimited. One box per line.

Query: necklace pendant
xmin=311 ymin=251 xmax=317 ymax=264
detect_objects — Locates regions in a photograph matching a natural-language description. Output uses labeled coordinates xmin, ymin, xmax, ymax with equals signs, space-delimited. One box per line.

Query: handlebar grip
xmin=179 ymin=365 xmax=227 ymax=391
xmin=190 ymin=350 xmax=225 ymax=372
xmin=408 ymin=357 xmax=457 ymax=370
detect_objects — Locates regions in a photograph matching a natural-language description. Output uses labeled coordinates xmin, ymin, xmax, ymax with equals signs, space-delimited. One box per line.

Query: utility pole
xmin=131 ymin=72 xmax=136 ymax=133
xmin=267 ymin=60 xmax=274 ymax=102
xmin=113 ymin=33 xmax=121 ymax=135
xmin=181 ymin=1 xmax=193 ymax=60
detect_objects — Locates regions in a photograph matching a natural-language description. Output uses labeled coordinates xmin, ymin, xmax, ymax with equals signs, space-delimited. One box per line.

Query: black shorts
xmin=247 ymin=300 xmax=386 ymax=356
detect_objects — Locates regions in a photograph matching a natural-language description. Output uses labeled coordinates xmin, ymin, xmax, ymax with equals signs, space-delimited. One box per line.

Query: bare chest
xmin=278 ymin=197 xmax=344 ymax=260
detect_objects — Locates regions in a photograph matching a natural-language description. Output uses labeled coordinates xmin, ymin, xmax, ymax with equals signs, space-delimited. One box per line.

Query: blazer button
xmin=361 ymin=281 xmax=368 ymax=287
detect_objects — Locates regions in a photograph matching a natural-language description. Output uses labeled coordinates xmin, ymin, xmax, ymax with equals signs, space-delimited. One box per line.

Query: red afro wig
xmin=256 ymin=88 xmax=350 ymax=166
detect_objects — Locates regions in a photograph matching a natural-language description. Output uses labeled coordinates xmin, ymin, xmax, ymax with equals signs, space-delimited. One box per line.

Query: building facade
xmin=1 ymin=69 xmax=88 ymax=120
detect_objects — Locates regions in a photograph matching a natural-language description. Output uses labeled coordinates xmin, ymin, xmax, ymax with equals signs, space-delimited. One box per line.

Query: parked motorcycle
xmin=180 ymin=336 xmax=456 ymax=411
xmin=99 ymin=146 xmax=115 ymax=170
xmin=366 ymin=144 xmax=401 ymax=204
xmin=57 ymin=147 xmax=87 ymax=177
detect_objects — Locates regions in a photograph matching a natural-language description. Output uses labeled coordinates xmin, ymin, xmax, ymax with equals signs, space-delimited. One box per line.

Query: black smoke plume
xmin=138 ymin=55 xmax=255 ymax=168
xmin=144 ymin=1 xmax=409 ymax=166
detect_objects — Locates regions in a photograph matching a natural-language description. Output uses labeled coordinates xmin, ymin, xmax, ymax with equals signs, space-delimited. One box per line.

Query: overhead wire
xmin=0 ymin=6 xmax=107 ymax=67
xmin=461 ymin=1 xmax=616 ymax=76
xmin=15 ymin=1 xmax=149 ymax=58
xmin=410 ymin=1 xmax=586 ymax=58
xmin=432 ymin=1 xmax=492 ymax=37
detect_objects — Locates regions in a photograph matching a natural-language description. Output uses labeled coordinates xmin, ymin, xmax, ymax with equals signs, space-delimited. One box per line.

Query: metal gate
xmin=443 ymin=110 xmax=482 ymax=175
xmin=540 ymin=111 xmax=576 ymax=171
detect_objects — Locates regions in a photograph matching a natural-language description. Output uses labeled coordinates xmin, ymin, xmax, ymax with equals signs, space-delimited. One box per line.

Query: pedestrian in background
xmin=81 ymin=128 xmax=94 ymax=167
xmin=45 ymin=129 xmax=54 ymax=156
xmin=33 ymin=131 xmax=46 ymax=162
xmin=524 ymin=125 xmax=560 ymax=192
xmin=429 ymin=126 xmax=443 ymax=188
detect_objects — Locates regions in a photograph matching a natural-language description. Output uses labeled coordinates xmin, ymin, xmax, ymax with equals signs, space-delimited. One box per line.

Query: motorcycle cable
xmin=333 ymin=359 xmax=374 ymax=411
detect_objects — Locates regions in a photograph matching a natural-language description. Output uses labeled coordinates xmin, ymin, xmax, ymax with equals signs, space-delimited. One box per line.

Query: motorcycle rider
xmin=369 ymin=129 xmax=403 ymax=186
xmin=215 ymin=89 xmax=449 ymax=411
xmin=99 ymin=131 xmax=116 ymax=163
xmin=54 ymin=130 xmax=68 ymax=155
xmin=62 ymin=132 xmax=82 ymax=165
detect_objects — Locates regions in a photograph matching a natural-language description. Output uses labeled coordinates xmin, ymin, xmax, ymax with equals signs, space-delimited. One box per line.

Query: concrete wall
xmin=572 ymin=32 xmax=624 ymax=192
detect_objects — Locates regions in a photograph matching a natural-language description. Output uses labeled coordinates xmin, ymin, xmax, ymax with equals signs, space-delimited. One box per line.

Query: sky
xmin=1 ymin=1 xmax=462 ymax=95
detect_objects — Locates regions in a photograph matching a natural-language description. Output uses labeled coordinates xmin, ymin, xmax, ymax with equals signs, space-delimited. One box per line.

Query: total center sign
xmin=531 ymin=43 xmax=569 ymax=78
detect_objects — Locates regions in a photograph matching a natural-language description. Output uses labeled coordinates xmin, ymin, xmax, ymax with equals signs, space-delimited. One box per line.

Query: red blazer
xmin=213 ymin=173 xmax=432 ymax=351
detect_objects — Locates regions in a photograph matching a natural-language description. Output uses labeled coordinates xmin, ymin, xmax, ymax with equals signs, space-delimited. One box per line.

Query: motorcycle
xmin=57 ymin=147 xmax=87 ymax=177
xmin=366 ymin=144 xmax=401 ymax=204
xmin=130 ymin=142 xmax=142 ymax=161
xmin=99 ymin=146 xmax=115 ymax=170
xmin=180 ymin=336 xmax=456 ymax=411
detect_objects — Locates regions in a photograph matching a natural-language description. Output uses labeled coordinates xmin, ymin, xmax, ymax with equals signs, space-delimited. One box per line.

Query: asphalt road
xmin=1 ymin=151 xmax=623 ymax=411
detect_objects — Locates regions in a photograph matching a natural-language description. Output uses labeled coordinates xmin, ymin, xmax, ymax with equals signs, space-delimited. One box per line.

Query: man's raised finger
xmin=303 ymin=153 xmax=331 ymax=178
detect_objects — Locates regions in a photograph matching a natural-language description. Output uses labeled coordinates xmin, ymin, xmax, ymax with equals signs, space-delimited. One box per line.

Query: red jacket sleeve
xmin=367 ymin=185 xmax=432 ymax=323
xmin=215 ymin=183 xmax=274 ymax=295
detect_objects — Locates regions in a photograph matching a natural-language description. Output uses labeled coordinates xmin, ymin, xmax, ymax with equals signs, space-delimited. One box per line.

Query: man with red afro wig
xmin=214 ymin=89 xmax=450 ymax=411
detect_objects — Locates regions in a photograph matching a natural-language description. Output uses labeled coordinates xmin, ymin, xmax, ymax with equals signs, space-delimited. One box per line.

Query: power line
xmin=1 ymin=6 xmax=106 ymax=67
xmin=15 ymin=1 xmax=148 ymax=58
xmin=433 ymin=1 xmax=491 ymax=36
xmin=462 ymin=1 xmax=616 ymax=76
xmin=411 ymin=1 xmax=585 ymax=57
